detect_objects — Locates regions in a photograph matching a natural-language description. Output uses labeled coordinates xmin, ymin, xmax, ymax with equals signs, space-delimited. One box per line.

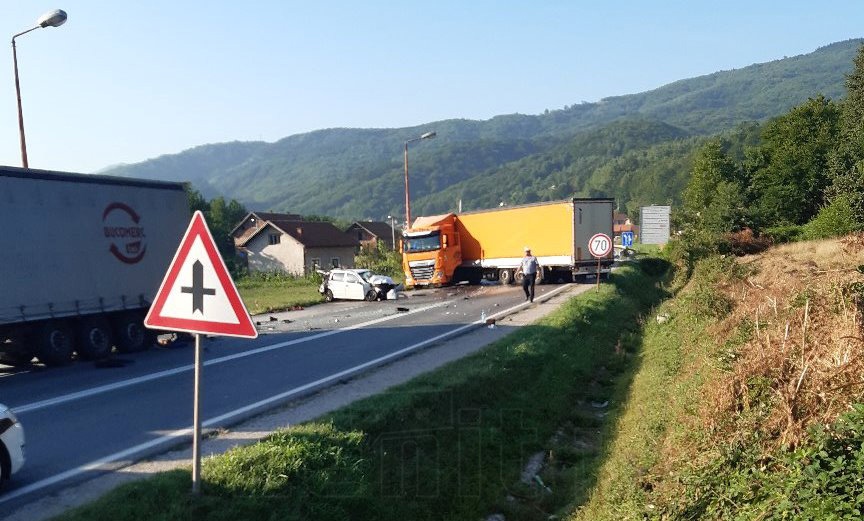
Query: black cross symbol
xmin=181 ymin=260 xmax=216 ymax=313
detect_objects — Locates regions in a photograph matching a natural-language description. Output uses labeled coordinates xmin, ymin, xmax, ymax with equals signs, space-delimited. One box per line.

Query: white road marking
xmin=0 ymin=284 xmax=572 ymax=506
xmin=12 ymin=300 xmax=450 ymax=415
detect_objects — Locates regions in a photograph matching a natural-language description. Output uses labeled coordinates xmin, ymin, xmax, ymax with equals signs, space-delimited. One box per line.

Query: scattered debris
xmin=656 ymin=313 xmax=670 ymax=324
xmin=396 ymin=307 xmax=409 ymax=312
xmin=591 ymin=400 xmax=610 ymax=409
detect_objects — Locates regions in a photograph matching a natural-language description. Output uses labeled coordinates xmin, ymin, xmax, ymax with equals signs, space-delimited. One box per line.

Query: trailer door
xmin=573 ymin=199 xmax=614 ymax=262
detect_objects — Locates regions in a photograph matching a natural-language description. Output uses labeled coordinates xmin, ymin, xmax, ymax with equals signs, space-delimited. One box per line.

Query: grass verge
xmin=235 ymin=273 xmax=323 ymax=315
xmin=53 ymin=262 xmax=671 ymax=521
xmin=571 ymin=240 xmax=864 ymax=520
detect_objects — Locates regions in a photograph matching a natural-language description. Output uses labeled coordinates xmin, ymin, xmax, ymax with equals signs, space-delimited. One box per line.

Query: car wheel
xmin=35 ymin=321 xmax=75 ymax=367
xmin=76 ymin=317 xmax=114 ymax=360
xmin=324 ymin=289 xmax=334 ymax=302
xmin=365 ymin=290 xmax=377 ymax=302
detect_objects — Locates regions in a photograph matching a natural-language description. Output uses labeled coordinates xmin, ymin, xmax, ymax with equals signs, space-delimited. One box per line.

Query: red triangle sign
xmin=145 ymin=211 xmax=258 ymax=338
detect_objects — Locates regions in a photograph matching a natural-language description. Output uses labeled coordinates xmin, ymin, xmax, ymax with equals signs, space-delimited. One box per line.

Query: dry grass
xmin=704 ymin=234 xmax=864 ymax=447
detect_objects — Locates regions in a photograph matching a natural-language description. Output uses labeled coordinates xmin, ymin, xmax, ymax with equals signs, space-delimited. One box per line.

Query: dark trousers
xmin=522 ymin=273 xmax=536 ymax=302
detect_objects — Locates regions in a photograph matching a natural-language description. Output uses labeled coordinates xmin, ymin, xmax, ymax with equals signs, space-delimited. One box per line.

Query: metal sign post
xmin=144 ymin=211 xmax=258 ymax=496
xmin=596 ymin=258 xmax=602 ymax=289
xmin=191 ymin=333 xmax=203 ymax=494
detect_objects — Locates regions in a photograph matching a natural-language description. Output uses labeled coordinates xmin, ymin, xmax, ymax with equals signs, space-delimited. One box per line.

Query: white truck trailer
xmin=0 ymin=166 xmax=190 ymax=366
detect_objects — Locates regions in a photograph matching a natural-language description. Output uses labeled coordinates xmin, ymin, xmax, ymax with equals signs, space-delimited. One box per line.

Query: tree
xmin=827 ymin=44 xmax=864 ymax=223
xmin=682 ymin=140 xmax=747 ymax=235
xmin=207 ymin=197 xmax=248 ymax=257
xmin=747 ymin=96 xmax=840 ymax=225
xmin=184 ymin=184 xmax=208 ymax=213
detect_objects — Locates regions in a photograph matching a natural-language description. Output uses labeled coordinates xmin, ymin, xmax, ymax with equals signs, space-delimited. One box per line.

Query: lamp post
xmin=403 ymin=131 xmax=436 ymax=228
xmin=12 ymin=9 xmax=67 ymax=169
xmin=387 ymin=215 xmax=396 ymax=250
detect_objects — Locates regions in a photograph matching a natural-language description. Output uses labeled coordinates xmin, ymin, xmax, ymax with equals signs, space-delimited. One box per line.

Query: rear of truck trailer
xmin=571 ymin=198 xmax=615 ymax=279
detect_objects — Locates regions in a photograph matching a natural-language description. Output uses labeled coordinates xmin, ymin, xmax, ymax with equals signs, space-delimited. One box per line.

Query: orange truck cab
xmin=402 ymin=198 xmax=615 ymax=287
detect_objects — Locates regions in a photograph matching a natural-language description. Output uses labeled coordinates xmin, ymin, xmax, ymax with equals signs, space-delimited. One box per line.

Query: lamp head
xmin=37 ymin=9 xmax=67 ymax=28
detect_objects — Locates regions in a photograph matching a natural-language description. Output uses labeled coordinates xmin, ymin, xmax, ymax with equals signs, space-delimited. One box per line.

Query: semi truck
xmin=0 ymin=166 xmax=190 ymax=366
xmin=402 ymin=198 xmax=614 ymax=287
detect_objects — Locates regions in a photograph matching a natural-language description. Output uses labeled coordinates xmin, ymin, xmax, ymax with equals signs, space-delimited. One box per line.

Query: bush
xmin=762 ymin=224 xmax=805 ymax=244
xmin=802 ymin=196 xmax=862 ymax=240
xmin=354 ymin=242 xmax=402 ymax=279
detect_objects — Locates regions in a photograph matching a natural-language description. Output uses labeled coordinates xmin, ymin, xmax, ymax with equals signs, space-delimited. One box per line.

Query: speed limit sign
xmin=588 ymin=233 xmax=612 ymax=258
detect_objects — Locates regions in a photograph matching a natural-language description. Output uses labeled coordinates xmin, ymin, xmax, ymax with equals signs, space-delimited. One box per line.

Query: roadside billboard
xmin=639 ymin=206 xmax=671 ymax=245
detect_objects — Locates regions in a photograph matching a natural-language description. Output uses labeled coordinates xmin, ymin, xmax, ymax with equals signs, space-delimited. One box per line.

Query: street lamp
xmin=403 ymin=131 xmax=436 ymax=228
xmin=12 ymin=9 xmax=67 ymax=169
xmin=387 ymin=215 xmax=397 ymax=250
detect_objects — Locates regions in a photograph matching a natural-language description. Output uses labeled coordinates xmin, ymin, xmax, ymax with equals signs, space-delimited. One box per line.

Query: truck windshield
xmin=403 ymin=231 xmax=441 ymax=253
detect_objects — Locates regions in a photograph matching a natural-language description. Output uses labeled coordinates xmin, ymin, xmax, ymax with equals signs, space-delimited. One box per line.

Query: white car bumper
xmin=1 ymin=410 xmax=25 ymax=476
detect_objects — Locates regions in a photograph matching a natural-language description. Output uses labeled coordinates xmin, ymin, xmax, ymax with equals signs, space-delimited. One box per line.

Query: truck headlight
xmin=434 ymin=271 xmax=443 ymax=279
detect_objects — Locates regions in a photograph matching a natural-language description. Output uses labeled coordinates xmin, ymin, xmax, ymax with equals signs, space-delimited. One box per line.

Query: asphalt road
xmin=0 ymin=281 xmax=573 ymax=509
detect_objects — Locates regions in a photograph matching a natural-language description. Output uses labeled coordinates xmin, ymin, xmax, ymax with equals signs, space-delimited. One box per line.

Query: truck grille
xmin=410 ymin=265 xmax=435 ymax=280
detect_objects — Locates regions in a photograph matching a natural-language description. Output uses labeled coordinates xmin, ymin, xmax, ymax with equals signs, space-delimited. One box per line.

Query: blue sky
xmin=1 ymin=1 xmax=862 ymax=173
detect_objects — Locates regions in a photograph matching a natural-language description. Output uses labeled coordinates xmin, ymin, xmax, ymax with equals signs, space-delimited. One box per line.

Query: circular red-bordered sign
xmin=588 ymin=233 xmax=613 ymax=258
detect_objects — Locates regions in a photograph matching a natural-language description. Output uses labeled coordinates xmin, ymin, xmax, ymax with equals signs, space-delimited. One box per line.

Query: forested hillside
xmin=102 ymin=39 xmax=862 ymax=221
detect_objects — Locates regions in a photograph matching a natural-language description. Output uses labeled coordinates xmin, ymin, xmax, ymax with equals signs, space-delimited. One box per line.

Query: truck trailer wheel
xmin=113 ymin=314 xmax=151 ymax=353
xmin=76 ymin=317 xmax=114 ymax=360
xmin=499 ymin=269 xmax=514 ymax=285
xmin=35 ymin=322 xmax=75 ymax=366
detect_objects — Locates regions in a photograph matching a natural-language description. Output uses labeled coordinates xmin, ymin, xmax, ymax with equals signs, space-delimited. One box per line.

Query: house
xmin=345 ymin=221 xmax=402 ymax=250
xmin=613 ymin=211 xmax=640 ymax=238
xmin=230 ymin=211 xmax=303 ymax=247
xmin=238 ymin=218 xmax=359 ymax=275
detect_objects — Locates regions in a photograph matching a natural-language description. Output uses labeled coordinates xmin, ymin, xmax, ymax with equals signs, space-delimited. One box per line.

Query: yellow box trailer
xmin=402 ymin=198 xmax=614 ymax=286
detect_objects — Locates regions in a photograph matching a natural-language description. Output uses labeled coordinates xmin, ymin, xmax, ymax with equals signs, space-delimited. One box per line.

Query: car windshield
xmin=355 ymin=270 xmax=372 ymax=281
xmin=403 ymin=231 xmax=441 ymax=253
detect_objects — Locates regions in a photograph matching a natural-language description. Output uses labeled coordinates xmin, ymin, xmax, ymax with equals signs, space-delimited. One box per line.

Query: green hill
xmin=102 ymin=39 xmax=862 ymax=220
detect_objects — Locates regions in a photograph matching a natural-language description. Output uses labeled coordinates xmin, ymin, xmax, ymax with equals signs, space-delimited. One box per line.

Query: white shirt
xmin=520 ymin=255 xmax=539 ymax=275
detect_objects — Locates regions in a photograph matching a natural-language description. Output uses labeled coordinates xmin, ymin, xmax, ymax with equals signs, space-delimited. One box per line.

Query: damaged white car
xmin=319 ymin=269 xmax=398 ymax=302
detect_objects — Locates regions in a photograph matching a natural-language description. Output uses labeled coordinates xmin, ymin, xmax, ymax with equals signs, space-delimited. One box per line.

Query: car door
xmin=344 ymin=273 xmax=365 ymax=300
xmin=329 ymin=272 xmax=346 ymax=299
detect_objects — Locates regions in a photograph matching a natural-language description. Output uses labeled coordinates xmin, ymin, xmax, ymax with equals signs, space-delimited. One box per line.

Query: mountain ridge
xmin=103 ymin=38 xmax=863 ymax=220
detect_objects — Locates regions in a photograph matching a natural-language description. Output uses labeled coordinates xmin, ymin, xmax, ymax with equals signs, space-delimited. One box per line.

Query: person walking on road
xmin=516 ymin=246 xmax=540 ymax=302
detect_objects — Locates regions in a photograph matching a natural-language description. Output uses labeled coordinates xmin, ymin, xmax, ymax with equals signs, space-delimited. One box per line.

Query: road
xmin=0 ymin=281 xmax=577 ymax=510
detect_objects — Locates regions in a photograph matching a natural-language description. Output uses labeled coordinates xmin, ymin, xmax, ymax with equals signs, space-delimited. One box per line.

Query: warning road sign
xmin=145 ymin=211 xmax=257 ymax=338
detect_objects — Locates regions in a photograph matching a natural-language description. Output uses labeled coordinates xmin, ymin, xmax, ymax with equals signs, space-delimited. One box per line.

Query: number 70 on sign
xmin=588 ymin=233 xmax=612 ymax=258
